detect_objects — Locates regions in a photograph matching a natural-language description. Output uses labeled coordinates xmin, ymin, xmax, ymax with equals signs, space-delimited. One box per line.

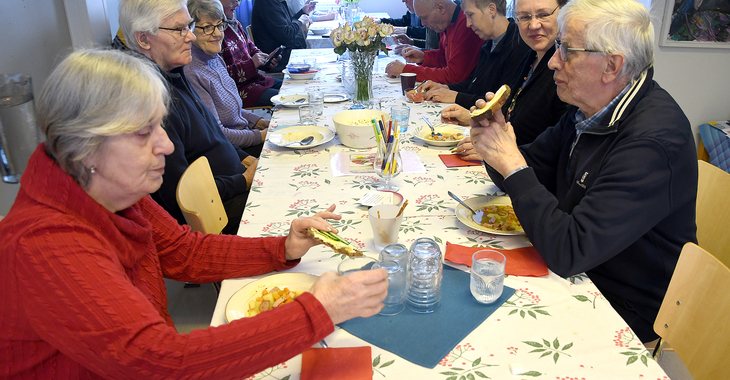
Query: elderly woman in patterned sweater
xmin=184 ymin=0 xmax=269 ymax=155
xmin=0 ymin=48 xmax=388 ymax=379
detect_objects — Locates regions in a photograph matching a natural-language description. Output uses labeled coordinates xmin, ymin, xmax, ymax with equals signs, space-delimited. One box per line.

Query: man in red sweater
xmin=385 ymin=0 xmax=484 ymax=83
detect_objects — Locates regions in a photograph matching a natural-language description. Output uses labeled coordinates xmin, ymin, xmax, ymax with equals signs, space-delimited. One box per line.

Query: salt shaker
xmin=406 ymin=237 xmax=443 ymax=313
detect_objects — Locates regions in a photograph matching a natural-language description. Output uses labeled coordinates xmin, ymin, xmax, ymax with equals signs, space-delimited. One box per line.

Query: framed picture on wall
xmin=659 ymin=0 xmax=730 ymax=48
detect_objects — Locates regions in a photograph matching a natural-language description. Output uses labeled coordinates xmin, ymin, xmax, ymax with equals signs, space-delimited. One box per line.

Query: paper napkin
xmin=444 ymin=242 xmax=549 ymax=277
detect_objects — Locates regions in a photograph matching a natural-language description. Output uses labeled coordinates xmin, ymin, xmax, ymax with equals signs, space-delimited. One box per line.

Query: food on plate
xmin=425 ymin=132 xmax=464 ymax=141
xmin=307 ymin=227 xmax=363 ymax=256
xmin=247 ymin=286 xmax=303 ymax=317
xmin=406 ymin=90 xmax=424 ymax=103
xmin=470 ymin=84 xmax=511 ymax=122
xmin=472 ymin=204 xmax=523 ymax=232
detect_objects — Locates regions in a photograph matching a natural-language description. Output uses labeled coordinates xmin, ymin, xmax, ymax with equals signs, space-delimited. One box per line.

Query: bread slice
xmin=307 ymin=227 xmax=363 ymax=257
xmin=470 ymin=84 xmax=511 ymax=122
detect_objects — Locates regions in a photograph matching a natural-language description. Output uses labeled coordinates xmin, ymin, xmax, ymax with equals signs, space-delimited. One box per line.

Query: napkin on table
xmin=444 ymin=242 xmax=549 ymax=277
xmin=301 ymin=346 xmax=372 ymax=380
xmin=339 ymin=265 xmax=515 ymax=368
xmin=438 ymin=154 xmax=482 ymax=167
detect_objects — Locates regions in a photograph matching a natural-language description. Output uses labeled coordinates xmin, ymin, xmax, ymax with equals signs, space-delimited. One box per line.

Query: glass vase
xmin=349 ymin=49 xmax=377 ymax=105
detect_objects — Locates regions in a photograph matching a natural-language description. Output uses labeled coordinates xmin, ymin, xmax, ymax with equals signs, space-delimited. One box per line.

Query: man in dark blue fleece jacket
xmin=470 ymin=0 xmax=697 ymax=343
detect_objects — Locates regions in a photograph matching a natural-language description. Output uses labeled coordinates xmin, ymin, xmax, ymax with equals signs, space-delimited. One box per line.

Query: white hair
xmin=187 ymin=0 xmax=225 ymax=23
xmin=119 ymin=0 xmax=188 ymax=52
xmin=557 ymin=0 xmax=654 ymax=80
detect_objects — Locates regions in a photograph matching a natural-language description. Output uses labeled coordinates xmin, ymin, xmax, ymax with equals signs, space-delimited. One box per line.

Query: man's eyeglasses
xmin=196 ymin=22 xmax=227 ymax=35
xmin=158 ymin=21 xmax=196 ymax=37
xmin=554 ymin=38 xmax=607 ymax=61
xmin=515 ymin=5 xmax=559 ymax=25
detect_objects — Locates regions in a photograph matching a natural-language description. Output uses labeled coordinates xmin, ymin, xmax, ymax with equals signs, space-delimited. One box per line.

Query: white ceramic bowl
xmin=310 ymin=26 xmax=330 ymax=35
xmin=284 ymin=69 xmax=318 ymax=80
xmin=332 ymin=109 xmax=390 ymax=148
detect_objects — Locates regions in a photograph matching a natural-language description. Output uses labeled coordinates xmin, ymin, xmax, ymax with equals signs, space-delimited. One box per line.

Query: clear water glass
xmin=379 ymin=243 xmax=409 ymax=273
xmin=470 ymin=250 xmax=505 ymax=304
xmin=406 ymin=238 xmax=443 ymax=313
xmin=298 ymin=105 xmax=315 ymax=125
xmin=308 ymin=91 xmax=324 ymax=116
xmin=391 ymin=105 xmax=410 ymax=134
xmin=372 ymin=260 xmax=406 ymax=316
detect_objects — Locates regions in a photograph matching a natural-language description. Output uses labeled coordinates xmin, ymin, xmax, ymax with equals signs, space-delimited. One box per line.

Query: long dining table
xmin=210 ymin=49 xmax=669 ymax=379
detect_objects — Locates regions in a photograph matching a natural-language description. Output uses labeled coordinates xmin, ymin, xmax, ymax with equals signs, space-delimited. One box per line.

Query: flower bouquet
xmin=332 ymin=17 xmax=394 ymax=104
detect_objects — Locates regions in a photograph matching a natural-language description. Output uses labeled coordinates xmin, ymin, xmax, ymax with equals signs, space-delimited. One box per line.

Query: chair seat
xmin=698 ymin=122 xmax=730 ymax=173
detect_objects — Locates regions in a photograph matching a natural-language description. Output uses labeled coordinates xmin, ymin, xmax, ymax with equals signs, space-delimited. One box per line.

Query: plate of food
xmin=323 ymin=93 xmax=349 ymax=103
xmin=268 ymin=125 xmax=335 ymax=149
xmin=283 ymin=69 xmax=319 ymax=80
xmin=455 ymin=195 xmax=525 ymax=235
xmin=225 ymin=272 xmax=319 ymax=322
xmin=413 ymin=124 xmax=468 ymax=147
xmin=271 ymin=94 xmax=309 ymax=108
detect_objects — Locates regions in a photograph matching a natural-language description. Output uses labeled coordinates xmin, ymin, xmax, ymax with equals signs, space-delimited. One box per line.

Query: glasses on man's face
xmin=554 ymin=38 xmax=606 ymax=62
xmin=159 ymin=21 xmax=196 ymax=37
xmin=195 ymin=21 xmax=227 ymax=35
xmin=515 ymin=5 xmax=559 ymax=25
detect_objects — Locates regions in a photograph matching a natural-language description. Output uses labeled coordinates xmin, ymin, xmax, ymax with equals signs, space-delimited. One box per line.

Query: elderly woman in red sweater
xmin=0 ymin=49 xmax=387 ymax=379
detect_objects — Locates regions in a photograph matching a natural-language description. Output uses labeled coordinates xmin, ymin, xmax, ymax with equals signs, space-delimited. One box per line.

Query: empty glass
xmin=379 ymin=243 xmax=409 ymax=272
xmin=406 ymin=238 xmax=443 ymax=313
xmin=308 ymin=91 xmax=324 ymax=116
xmin=299 ymin=105 xmax=315 ymax=125
xmin=337 ymin=256 xmax=377 ymax=275
xmin=372 ymin=260 xmax=407 ymax=316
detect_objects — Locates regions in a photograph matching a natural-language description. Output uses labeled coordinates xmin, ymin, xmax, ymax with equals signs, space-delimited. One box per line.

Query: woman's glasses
xmin=515 ymin=5 xmax=559 ymax=25
xmin=195 ymin=22 xmax=228 ymax=36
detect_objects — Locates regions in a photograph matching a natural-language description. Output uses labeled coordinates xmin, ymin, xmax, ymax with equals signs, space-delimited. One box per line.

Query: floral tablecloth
xmin=210 ymin=49 xmax=669 ymax=380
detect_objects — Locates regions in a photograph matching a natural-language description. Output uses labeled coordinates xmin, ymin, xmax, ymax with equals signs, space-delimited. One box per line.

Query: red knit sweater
xmin=0 ymin=144 xmax=334 ymax=379
xmin=401 ymin=6 xmax=484 ymax=83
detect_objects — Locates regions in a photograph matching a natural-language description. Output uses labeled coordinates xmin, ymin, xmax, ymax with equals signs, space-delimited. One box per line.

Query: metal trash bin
xmin=0 ymin=74 xmax=42 ymax=183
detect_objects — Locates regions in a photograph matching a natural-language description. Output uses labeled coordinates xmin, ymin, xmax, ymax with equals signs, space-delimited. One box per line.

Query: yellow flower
xmin=368 ymin=25 xmax=378 ymax=38
xmin=356 ymin=28 xmax=370 ymax=45
xmin=332 ymin=28 xmax=344 ymax=46
xmin=344 ymin=30 xmax=358 ymax=44
xmin=378 ymin=23 xmax=394 ymax=37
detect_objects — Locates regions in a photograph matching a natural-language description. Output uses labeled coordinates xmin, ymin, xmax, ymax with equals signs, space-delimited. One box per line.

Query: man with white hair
xmin=385 ymin=0 xmax=484 ymax=84
xmin=471 ymin=0 xmax=697 ymax=343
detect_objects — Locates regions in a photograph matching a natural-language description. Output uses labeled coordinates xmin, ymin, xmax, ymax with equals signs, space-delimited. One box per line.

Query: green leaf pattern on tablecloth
xmin=523 ymin=338 xmax=573 ymax=364
xmin=572 ymin=289 xmax=604 ymax=309
xmin=372 ymin=354 xmax=396 ymax=377
xmin=437 ymin=343 xmax=499 ymax=379
xmin=505 ymin=288 xmax=551 ymax=319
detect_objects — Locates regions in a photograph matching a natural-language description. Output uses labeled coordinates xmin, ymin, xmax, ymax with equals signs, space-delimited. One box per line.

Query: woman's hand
xmin=310 ymin=270 xmax=388 ymax=325
xmin=284 ymin=204 xmax=341 ymax=260
xmin=242 ymin=157 xmax=258 ymax=190
xmin=252 ymin=52 xmax=268 ymax=69
xmin=418 ymin=80 xmax=445 ymax=93
xmin=451 ymin=136 xmax=483 ymax=161
xmin=469 ymin=95 xmax=527 ymax=176
xmin=440 ymin=104 xmax=470 ymax=125
xmin=254 ymin=118 xmax=270 ymax=130
xmin=424 ymin=88 xmax=457 ymax=103
xmin=402 ymin=47 xmax=425 ymax=64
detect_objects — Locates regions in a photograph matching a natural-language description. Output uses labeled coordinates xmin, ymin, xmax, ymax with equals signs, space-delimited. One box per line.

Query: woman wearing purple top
xmin=184 ymin=0 xmax=269 ymax=155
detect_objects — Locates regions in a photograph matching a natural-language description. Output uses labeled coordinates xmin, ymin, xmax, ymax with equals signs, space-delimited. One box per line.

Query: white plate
xmin=271 ymin=94 xmax=309 ymax=107
xmin=268 ymin=125 xmax=335 ymax=149
xmin=455 ymin=195 xmax=525 ymax=235
xmin=413 ymin=124 xmax=468 ymax=147
xmin=323 ymin=93 xmax=349 ymax=103
xmin=225 ymin=273 xmax=319 ymax=323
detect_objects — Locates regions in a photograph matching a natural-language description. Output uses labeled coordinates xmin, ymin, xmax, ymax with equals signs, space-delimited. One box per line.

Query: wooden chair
xmin=245 ymin=24 xmax=255 ymax=45
xmin=653 ymin=243 xmax=730 ymax=380
xmin=696 ymin=160 xmax=730 ymax=267
xmin=176 ymin=156 xmax=228 ymax=235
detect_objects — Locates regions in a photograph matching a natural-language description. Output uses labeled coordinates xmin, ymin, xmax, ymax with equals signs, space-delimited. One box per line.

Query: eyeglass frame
xmin=554 ymin=38 xmax=607 ymax=62
xmin=515 ymin=5 xmax=559 ymax=25
xmin=158 ymin=21 xmax=196 ymax=37
xmin=195 ymin=21 xmax=227 ymax=35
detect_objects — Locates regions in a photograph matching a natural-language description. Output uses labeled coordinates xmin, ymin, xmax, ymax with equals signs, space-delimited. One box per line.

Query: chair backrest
xmin=246 ymin=24 xmax=255 ymax=45
xmin=696 ymin=160 xmax=730 ymax=267
xmin=654 ymin=243 xmax=730 ymax=380
xmin=176 ymin=156 xmax=227 ymax=234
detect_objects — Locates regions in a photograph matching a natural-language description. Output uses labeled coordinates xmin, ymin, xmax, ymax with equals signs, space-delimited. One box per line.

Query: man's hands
xmin=299 ymin=14 xmax=311 ymax=34
xmin=302 ymin=0 xmax=316 ymax=14
xmin=402 ymin=46 xmax=425 ymax=63
xmin=441 ymin=104 xmax=471 ymax=126
xmin=284 ymin=204 xmax=341 ymax=261
xmin=469 ymin=93 xmax=527 ymax=176
xmin=424 ymin=88 xmax=457 ymax=103
xmin=385 ymin=60 xmax=406 ymax=78
xmin=242 ymin=156 xmax=258 ymax=191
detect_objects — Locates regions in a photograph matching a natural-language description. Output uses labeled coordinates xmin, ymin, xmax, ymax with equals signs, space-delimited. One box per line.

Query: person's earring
xmin=89 ymin=166 xmax=97 ymax=174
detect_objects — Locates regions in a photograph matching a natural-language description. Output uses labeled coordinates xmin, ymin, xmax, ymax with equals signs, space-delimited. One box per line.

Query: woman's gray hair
xmin=557 ymin=0 xmax=654 ymax=81
xmin=187 ymin=0 xmax=225 ymax=23
xmin=119 ymin=0 xmax=188 ymax=52
xmin=36 ymin=49 xmax=169 ymax=187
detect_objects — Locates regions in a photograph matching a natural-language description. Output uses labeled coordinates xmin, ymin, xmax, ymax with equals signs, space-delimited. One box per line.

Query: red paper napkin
xmin=444 ymin=242 xmax=549 ymax=277
xmin=438 ymin=154 xmax=482 ymax=167
xmin=301 ymin=347 xmax=372 ymax=380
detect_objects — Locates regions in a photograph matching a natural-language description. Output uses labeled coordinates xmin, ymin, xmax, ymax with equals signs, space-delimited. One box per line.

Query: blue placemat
xmin=339 ymin=265 xmax=515 ymax=368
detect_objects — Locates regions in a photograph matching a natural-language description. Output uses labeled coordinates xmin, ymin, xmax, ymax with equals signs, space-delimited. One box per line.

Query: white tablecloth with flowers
xmin=210 ymin=49 xmax=669 ymax=380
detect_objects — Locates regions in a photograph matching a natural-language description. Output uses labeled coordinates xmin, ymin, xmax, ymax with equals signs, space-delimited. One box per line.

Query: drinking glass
xmin=470 ymin=250 xmax=506 ymax=304
xmin=337 ymin=256 xmax=377 ymax=275
xmin=372 ymin=260 xmax=407 ymax=316
xmin=379 ymin=243 xmax=409 ymax=272
xmin=368 ymin=205 xmax=404 ymax=251
xmin=308 ymin=91 xmax=324 ymax=116
xmin=391 ymin=105 xmax=410 ymax=134
xmin=373 ymin=145 xmax=402 ymax=191
xmin=406 ymin=238 xmax=443 ymax=313
xmin=299 ymin=105 xmax=315 ymax=125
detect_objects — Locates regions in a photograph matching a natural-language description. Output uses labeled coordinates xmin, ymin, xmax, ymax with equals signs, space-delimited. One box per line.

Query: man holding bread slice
xmin=471 ymin=0 xmax=697 ymax=344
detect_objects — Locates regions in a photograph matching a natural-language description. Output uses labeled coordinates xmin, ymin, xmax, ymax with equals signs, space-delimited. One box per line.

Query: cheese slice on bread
xmin=307 ymin=227 xmax=363 ymax=257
